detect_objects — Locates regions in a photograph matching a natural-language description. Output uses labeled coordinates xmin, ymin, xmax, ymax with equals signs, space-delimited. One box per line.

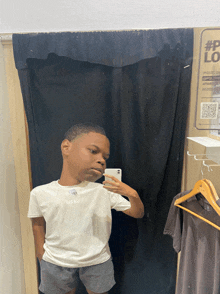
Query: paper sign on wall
xmin=195 ymin=28 xmax=220 ymax=131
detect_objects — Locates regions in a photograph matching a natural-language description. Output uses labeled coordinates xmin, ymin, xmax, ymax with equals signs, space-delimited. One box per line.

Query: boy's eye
xmin=88 ymin=148 xmax=109 ymax=160
xmin=89 ymin=149 xmax=97 ymax=154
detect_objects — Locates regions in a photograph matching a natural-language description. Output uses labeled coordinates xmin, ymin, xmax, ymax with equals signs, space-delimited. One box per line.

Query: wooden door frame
xmin=1 ymin=35 xmax=39 ymax=294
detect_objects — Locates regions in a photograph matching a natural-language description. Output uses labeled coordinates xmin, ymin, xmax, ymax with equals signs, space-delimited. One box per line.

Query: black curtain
xmin=13 ymin=29 xmax=193 ymax=294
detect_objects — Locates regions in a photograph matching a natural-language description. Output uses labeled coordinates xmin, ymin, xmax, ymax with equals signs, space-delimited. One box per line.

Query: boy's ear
xmin=61 ymin=139 xmax=72 ymax=156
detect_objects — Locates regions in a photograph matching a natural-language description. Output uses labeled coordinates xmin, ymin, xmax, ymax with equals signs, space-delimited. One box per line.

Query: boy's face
xmin=62 ymin=132 xmax=110 ymax=183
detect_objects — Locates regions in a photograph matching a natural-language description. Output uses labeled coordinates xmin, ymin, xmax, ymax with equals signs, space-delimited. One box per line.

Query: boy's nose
xmin=97 ymin=157 xmax=106 ymax=166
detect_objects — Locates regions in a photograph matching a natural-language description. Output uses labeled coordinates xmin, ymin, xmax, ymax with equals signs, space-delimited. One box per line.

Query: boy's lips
xmin=91 ymin=168 xmax=103 ymax=175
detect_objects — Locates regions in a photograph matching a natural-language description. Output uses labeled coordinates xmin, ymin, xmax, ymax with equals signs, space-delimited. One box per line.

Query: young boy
xmin=28 ymin=123 xmax=144 ymax=294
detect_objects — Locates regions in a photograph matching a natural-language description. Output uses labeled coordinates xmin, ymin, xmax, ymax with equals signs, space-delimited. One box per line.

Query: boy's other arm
xmin=103 ymin=174 xmax=145 ymax=219
xmin=31 ymin=217 xmax=46 ymax=262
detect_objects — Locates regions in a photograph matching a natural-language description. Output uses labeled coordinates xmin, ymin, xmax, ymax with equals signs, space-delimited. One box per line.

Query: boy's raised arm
xmin=121 ymin=190 xmax=145 ymax=219
xmin=31 ymin=217 xmax=46 ymax=262
xmin=103 ymin=174 xmax=145 ymax=219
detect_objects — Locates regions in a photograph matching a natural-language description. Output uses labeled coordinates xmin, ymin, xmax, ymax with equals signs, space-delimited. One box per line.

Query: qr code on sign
xmin=200 ymin=102 xmax=219 ymax=119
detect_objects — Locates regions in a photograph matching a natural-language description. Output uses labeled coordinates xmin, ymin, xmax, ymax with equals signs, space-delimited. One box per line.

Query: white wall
xmin=0 ymin=42 xmax=25 ymax=294
xmin=0 ymin=0 xmax=220 ymax=33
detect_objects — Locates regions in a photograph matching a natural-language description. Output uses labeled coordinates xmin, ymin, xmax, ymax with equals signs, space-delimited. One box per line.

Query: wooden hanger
xmin=174 ymin=179 xmax=220 ymax=230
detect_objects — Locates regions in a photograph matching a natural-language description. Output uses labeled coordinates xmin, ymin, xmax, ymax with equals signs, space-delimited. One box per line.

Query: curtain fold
xmin=13 ymin=29 xmax=193 ymax=294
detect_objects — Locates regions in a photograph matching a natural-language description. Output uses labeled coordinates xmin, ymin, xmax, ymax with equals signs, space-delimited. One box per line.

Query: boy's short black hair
xmin=64 ymin=123 xmax=107 ymax=141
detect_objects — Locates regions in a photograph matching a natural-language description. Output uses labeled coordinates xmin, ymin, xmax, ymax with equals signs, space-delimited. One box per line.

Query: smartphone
xmin=104 ymin=168 xmax=122 ymax=185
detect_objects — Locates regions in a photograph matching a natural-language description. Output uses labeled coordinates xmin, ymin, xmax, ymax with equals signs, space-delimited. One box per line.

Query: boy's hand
xmin=102 ymin=174 xmax=138 ymax=198
xmin=103 ymin=174 xmax=144 ymax=218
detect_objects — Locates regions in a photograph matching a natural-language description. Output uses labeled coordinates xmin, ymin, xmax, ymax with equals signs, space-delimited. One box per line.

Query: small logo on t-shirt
xmin=69 ymin=189 xmax=77 ymax=195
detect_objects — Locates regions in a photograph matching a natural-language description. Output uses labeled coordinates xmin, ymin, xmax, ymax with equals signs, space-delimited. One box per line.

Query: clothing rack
xmin=187 ymin=151 xmax=220 ymax=171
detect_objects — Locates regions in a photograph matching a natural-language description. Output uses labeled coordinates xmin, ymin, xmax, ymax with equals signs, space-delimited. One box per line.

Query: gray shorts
xmin=39 ymin=258 xmax=116 ymax=294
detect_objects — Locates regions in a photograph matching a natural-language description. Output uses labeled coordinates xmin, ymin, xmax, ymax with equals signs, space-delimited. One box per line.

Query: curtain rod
xmin=0 ymin=34 xmax=13 ymax=45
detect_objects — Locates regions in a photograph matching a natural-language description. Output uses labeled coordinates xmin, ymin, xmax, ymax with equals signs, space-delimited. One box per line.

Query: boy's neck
xmin=58 ymin=172 xmax=82 ymax=186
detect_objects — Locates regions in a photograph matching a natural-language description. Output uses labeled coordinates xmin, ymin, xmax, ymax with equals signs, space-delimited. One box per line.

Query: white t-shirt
xmin=27 ymin=180 xmax=131 ymax=268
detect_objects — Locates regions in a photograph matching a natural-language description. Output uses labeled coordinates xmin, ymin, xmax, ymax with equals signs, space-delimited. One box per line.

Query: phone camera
xmin=117 ymin=170 xmax=120 ymax=174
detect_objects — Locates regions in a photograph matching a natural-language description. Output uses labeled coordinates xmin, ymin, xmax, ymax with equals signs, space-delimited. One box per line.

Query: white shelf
xmin=187 ymin=137 xmax=220 ymax=147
